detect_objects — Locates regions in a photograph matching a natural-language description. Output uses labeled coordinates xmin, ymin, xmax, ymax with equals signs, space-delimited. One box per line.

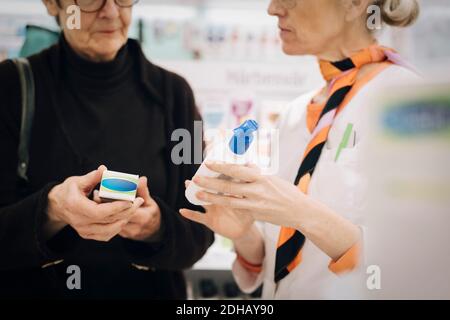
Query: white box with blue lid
xmin=98 ymin=170 xmax=139 ymax=202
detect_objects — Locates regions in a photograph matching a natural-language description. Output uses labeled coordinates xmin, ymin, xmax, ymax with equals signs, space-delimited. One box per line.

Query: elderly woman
xmin=0 ymin=0 xmax=213 ymax=298
xmin=181 ymin=0 xmax=420 ymax=299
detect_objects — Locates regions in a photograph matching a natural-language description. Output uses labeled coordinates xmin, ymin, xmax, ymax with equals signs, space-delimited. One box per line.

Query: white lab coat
xmin=232 ymin=65 xmax=417 ymax=299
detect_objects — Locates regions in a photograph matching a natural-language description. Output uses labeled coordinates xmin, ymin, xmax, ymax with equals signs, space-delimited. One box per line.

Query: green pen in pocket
xmin=334 ymin=123 xmax=354 ymax=162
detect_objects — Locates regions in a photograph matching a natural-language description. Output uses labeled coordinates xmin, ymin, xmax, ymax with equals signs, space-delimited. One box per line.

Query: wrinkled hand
xmin=47 ymin=165 xmax=144 ymax=242
xmin=94 ymin=176 xmax=162 ymax=241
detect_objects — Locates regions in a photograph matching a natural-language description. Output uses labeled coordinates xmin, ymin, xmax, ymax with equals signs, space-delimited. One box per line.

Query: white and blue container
xmin=98 ymin=170 xmax=139 ymax=202
xmin=185 ymin=120 xmax=259 ymax=206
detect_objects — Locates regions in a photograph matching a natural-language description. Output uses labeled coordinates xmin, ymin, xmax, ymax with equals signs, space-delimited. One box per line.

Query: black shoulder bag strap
xmin=12 ymin=57 xmax=35 ymax=182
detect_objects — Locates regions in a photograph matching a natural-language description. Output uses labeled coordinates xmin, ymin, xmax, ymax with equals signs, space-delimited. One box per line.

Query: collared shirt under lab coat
xmin=231 ymin=65 xmax=417 ymax=299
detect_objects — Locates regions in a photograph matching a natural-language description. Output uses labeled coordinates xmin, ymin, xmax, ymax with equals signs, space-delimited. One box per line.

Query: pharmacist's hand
xmin=180 ymin=181 xmax=255 ymax=241
xmin=94 ymin=176 xmax=162 ymax=241
xmin=183 ymin=162 xmax=307 ymax=230
xmin=47 ymin=165 xmax=144 ymax=242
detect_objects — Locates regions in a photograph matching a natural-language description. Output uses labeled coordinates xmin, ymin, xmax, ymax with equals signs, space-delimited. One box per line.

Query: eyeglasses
xmin=74 ymin=0 xmax=139 ymax=13
xmin=274 ymin=0 xmax=298 ymax=10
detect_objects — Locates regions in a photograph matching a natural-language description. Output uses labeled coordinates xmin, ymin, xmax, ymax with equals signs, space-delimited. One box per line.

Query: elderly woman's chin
xmin=90 ymin=32 xmax=128 ymax=58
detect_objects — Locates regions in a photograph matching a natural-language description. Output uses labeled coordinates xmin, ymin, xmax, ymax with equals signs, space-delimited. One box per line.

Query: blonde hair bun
xmin=380 ymin=0 xmax=420 ymax=27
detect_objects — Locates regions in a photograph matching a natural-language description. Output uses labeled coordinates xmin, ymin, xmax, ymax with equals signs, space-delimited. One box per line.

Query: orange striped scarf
xmin=274 ymin=44 xmax=397 ymax=283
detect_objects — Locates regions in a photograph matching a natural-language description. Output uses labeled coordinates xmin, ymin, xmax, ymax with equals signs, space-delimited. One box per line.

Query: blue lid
xmin=228 ymin=120 xmax=259 ymax=155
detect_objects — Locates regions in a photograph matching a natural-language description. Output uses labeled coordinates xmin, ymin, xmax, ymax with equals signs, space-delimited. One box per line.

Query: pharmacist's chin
xmin=280 ymin=38 xmax=308 ymax=56
xmin=280 ymin=41 xmax=302 ymax=56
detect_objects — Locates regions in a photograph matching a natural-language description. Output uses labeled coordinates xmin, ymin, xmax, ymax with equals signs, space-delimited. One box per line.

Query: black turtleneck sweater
xmin=59 ymin=36 xmax=167 ymax=198
xmin=0 ymin=36 xmax=214 ymax=299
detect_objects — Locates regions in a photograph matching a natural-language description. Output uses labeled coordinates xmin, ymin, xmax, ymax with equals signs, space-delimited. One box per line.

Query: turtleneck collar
xmin=60 ymin=34 xmax=133 ymax=94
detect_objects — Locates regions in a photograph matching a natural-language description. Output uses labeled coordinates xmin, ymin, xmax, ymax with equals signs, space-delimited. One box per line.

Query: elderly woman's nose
xmin=267 ymin=0 xmax=286 ymax=17
xmin=98 ymin=0 xmax=121 ymax=19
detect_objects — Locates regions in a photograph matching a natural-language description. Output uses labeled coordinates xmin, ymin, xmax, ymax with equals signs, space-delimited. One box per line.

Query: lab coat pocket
xmin=324 ymin=127 xmax=360 ymax=166
xmin=309 ymin=142 xmax=367 ymax=219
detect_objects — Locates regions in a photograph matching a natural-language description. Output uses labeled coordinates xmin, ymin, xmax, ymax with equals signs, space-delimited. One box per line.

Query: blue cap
xmin=228 ymin=120 xmax=259 ymax=155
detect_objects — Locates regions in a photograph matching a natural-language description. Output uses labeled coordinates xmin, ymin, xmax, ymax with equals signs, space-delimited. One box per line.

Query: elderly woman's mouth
xmin=98 ymin=29 xmax=119 ymax=34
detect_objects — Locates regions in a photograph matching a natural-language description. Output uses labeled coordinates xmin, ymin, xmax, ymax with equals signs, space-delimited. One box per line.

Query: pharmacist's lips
xmin=278 ymin=25 xmax=292 ymax=32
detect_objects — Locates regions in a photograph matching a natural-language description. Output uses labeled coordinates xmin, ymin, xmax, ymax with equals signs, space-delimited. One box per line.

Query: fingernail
xmin=197 ymin=192 xmax=205 ymax=199
xmin=193 ymin=176 xmax=201 ymax=183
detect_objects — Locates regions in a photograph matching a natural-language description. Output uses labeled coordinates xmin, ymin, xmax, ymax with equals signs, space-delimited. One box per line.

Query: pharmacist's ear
xmin=42 ymin=0 xmax=60 ymax=17
xmin=342 ymin=0 xmax=372 ymax=22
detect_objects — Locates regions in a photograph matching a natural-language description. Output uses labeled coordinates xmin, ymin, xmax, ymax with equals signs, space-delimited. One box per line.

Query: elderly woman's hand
xmin=93 ymin=176 xmax=162 ymax=242
xmin=189 ymin=162 xmax=308 ymax=230
xmin=46 ymin=165 xmax=144 ymax=242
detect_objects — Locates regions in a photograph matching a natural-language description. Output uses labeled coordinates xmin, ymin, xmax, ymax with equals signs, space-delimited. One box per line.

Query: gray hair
xmin=376 ymin=0 xmax=420 ymax=27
